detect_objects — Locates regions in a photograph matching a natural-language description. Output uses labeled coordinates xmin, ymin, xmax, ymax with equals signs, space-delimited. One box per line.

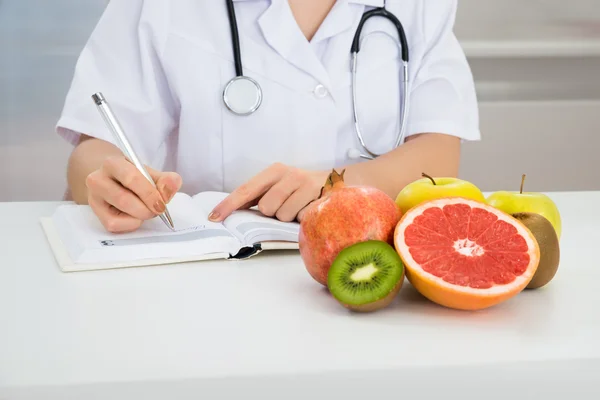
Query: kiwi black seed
xmin=326 ymin=240 xmax=405 ymax=312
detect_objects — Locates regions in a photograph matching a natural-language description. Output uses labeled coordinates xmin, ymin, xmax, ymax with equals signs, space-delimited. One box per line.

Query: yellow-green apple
xmin=395 ymin=173 xmax=486 ymax=214
xmin=486 ymin=174 xmax=562 ymax=239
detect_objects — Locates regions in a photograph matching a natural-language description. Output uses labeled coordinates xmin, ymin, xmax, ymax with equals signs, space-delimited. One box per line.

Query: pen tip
xmin=165 ymin=211 xmax=175 ymax=229
xmin=159 ymin=210 xmax=175 ymax=231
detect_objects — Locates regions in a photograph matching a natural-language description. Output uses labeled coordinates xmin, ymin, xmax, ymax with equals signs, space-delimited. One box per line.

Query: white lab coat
xmin=56 ymin=0 xmax=480 ymax=195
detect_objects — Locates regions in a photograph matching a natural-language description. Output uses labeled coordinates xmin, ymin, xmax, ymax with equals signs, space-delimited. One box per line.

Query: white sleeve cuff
xmin=55 ymin=116 xmax=116 ymax=147
xmin=405 ymin=120 xmax=481 ymax=142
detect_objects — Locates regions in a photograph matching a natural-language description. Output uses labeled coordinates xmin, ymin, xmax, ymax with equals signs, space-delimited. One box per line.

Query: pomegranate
xmin=298 ymin=169 xmax=402 ymax=286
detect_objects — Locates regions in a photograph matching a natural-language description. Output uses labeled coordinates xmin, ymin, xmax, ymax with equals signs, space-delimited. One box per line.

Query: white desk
xmin=1 ymin=193 xmax=600 ymax=399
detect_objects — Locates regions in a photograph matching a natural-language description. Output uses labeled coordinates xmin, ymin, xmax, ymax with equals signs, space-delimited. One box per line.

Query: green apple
xmin=486 ymin=174 xmax=562 ymax=239
xmin=395 ymin=173 xmax=486 ymax=214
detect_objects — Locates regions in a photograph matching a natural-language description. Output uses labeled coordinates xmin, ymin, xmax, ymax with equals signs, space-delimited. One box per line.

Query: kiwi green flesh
xmin=512 ymin=212 xmax=560 ymax=289
xmin=327 ymin=240 xmax=405 ymax=310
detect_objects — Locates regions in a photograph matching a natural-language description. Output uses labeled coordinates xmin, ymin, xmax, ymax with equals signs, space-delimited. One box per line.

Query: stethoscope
xmin=222 ymin=0 xmax=410 ymax=161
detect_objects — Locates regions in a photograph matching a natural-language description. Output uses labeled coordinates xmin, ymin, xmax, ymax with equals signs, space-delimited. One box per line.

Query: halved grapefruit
xmin=393 ymin=197 xmax=540 ymax=311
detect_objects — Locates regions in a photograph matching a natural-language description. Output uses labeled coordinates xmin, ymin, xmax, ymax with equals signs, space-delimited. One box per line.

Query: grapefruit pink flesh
xmin=394 ymin=197 xmax=540 ymax=310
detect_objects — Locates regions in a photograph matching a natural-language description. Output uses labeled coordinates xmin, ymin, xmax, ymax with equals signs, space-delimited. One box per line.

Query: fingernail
xmin=162 ymin=186 xmax=173 ymax=202
xmin=154 ymin=200 xmax=166 ymax=214
xmin=208 ymin=211 xmax=220 ymax=222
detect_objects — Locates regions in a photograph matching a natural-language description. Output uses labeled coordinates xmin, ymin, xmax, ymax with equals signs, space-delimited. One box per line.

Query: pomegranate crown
xmin=319 ymin=168 xmax=346 ymax=198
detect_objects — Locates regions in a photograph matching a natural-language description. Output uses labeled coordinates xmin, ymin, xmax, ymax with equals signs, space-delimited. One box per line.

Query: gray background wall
xmin=456 ymin=0 xmax=600 ymax=193
xmin=1 ymin=0 xmax=599 ymax=202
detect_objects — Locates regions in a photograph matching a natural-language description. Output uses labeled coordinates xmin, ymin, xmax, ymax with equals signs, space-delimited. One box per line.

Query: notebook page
xmin=192 ymin=191 xmax=244 ymax=242
xmin=52 ymin=192 xmax=241 ymax=264
xmin=192 ymin=191 xmax=229 ymax=214
xmin=222 ymin=209 xmax=300 ymax=245
xmin=192 ymin=191 xmax=300 ymax=245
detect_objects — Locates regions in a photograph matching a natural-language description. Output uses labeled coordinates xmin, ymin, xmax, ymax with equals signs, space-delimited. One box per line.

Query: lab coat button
xmin=313 ymin=84 xmax=328 ymax=98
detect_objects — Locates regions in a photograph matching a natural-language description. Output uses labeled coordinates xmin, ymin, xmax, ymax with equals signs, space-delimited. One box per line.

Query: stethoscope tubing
xmin=224 ymin=0 xmax=411 ymax=160
xmin=351 ymin=58 xmax=409 ymax=160
xmin=225 ymin=0 xmax=244 ymax=77
xmin=351 ymin=7 xmax=409 ymax=62
xmin=349 ymin=7 xmax=410 ymax=160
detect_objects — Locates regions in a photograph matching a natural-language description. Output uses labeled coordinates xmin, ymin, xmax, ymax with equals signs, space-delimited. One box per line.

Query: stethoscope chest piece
xmin=223 ymin=76 xmax=263 ymax=116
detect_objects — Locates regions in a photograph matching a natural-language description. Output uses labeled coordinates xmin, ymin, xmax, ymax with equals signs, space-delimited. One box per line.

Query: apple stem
xmin=520 ymin=174 xmax=526 ymax=194
xmin=422 ymin=172 xmax=436 ymax=186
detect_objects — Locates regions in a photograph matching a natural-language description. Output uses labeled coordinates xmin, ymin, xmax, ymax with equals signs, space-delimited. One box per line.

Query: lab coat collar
xmin=255 ymin=0 xmax=333 ymax=94
xmin=348 ymin=0 xmax=385 ymax=5
xmin=309 ymin=0 xmax=383 ymax=44
xmin=232 ymin=0 xmax=384 ymax=4
xmin=232 ymin=0 xmax=384 ymax=6
xmin=231 ymin=0 xmax=384 ymax=97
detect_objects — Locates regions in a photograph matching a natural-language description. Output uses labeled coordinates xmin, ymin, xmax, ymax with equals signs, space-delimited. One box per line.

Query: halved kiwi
xmin=327 ymin=240 xmax=405 ymax=312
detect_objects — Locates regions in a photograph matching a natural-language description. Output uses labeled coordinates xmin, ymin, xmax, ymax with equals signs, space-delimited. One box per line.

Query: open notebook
xmin=40 ymin=191 xmax=300 ymax=272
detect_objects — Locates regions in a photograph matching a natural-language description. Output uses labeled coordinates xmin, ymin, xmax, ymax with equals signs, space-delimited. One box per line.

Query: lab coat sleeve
xmin=406 ymin=0 xmax=481 ymax=141
xmin=55 ymin=0 xmax=176 ymax=165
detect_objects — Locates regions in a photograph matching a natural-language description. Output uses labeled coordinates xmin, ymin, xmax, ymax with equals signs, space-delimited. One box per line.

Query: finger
xmin=88 ymin=194 xmax=142 ymax=233
xmin=297 ymin=207 xmax=307 ymax=223
xmin=209 ymin=163 xmax=288 ymax=222
xmin=87 ymin=171 xmax=156 ymax=221
xmin=102 ymin=157 xmax=166 ymax=215
xmin=239 ymin=198 xmax=260 ymax=211
xmin=147 ymin=166 xmax=182 ymax=203
xmin=276 ymin=181 xmax=321 ymax=222
xmin=257 ymin=169 xmax=304 ymax=217
xmin=296 ymin=201 xmax=316 ymax=223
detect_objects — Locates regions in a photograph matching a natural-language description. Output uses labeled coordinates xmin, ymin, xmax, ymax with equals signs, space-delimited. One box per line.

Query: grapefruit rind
xmin=393 ymin=197 xmax=540 ymax=311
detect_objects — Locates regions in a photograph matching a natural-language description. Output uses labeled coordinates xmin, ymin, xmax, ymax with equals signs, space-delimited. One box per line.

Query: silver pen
xmin=91 ymin=92 xmax=175 ymax=231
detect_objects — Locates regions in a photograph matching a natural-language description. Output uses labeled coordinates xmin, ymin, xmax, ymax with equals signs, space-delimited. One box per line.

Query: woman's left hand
xmin=208 ymin=163 xmax=329 ymax=223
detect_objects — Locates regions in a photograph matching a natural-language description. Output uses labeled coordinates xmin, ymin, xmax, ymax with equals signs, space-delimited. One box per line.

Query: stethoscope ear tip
xmin=347 ymin=148 xmax=375 ymax=160
xmin=347 ymin=148 xmax=362 ymax=160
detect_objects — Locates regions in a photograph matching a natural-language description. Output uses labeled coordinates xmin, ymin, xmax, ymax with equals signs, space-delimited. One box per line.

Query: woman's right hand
xmin=85 ymin=155 xmax=182 ymax=233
